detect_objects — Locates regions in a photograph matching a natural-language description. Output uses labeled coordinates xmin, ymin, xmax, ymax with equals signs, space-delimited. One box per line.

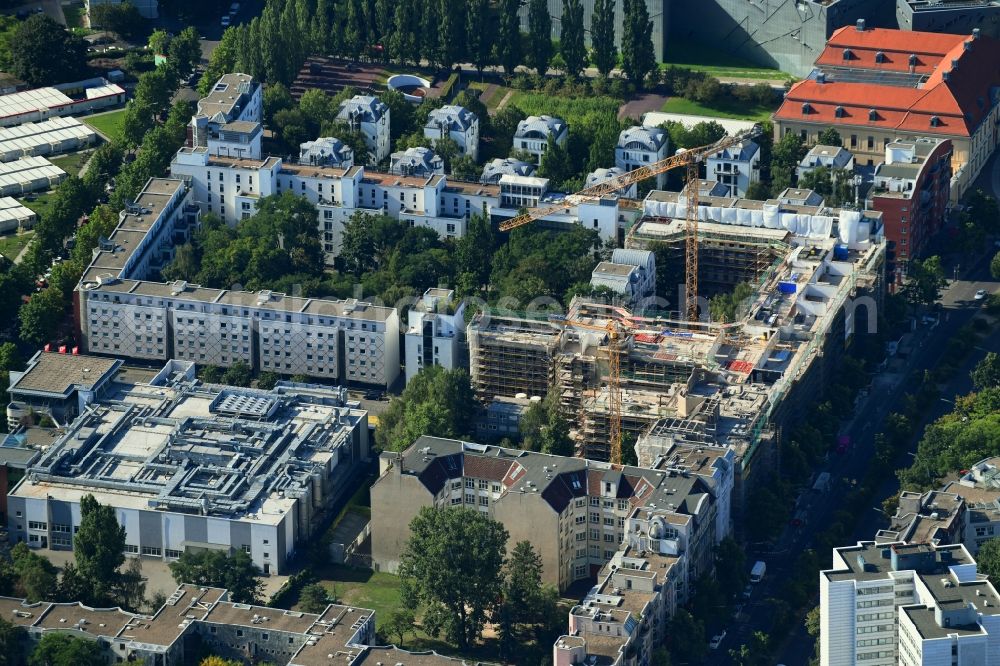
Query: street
xmin=702 ymin=249 xmax=998 ymax=664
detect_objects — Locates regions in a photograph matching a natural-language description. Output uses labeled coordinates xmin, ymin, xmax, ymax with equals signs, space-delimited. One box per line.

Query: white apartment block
xmin=821 ymin=541 xmax=1000 ymax=666
xmin=585 ymin=167 xmax=637 ymax=199
xmin=424 ymin=104 xmax=480 ymax=162
xmin=513 ymin=115 xmax=568 ymax=162
xmin=404 ymin=288 xmax=466 ymax=384
xmin=705 ymin=138 xmax=761 ymax=197
xmin=616 ymin=125 xmax=670 ymax=189
xmin=171 ymin=149 xmax=623 ymax=264
xmin=336 ymin=95 xmax=390 ymax=164
xmin=76 ymin=178 xmax=401 ymax=388
xmin=945 ymin=457 xmax=1000 ymax=556
xmin=796 ymin=144 xmax=855 ymax=179
xmin=390 ymin=146 xmax=444 ymax=178
xmin=299 ymin=137 xmax=354 ymax=169
xmin=188 ymin=73 xmax=263 ymax=160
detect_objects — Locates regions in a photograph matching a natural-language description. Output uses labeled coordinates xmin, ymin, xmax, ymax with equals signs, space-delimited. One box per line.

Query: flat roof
xmin=0 ymin=87 xmax=73 ymax=121
xmin=9 ymin=352 xmax=119 ymax=396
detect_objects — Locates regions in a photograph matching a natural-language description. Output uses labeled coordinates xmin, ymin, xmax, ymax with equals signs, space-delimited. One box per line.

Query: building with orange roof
xmin=773 ymin=21 xmax=1000 ymax=200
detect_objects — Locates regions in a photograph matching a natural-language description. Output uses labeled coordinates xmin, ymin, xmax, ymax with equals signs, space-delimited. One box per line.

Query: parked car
xmin=974 ymin=289 xmax=988 ymax=301
xmin=709 ymin=631 xmax=727 ymax=650
xmin=742 ymin=584 xmax=753 ymax=600
xmin=363 ymin=390 xmax=385 ymax=401
xmin=221 ymin=15 xmax=231 ymax=26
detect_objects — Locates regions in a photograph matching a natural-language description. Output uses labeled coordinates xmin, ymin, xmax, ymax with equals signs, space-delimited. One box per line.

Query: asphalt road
xmin=700 ymin=249 xmax=998 ymax=664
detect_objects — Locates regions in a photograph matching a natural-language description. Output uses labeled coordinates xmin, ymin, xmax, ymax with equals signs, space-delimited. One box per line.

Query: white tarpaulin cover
xmin=643 ymin=199 xmax=834 ymax=239
xmin=838 ymin=210 xmax=861 ymax=245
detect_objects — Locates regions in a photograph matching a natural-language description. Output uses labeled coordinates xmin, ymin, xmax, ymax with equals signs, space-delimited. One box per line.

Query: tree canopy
xmin=399 ymin=507 xmax=508 ymax=649
xmin=902 ymin=256 xmax=947 ymax=308
xmin=590 ymin=0 xmax=618 ymax=76
xmin=9 ymin=15 xmax=87 ymax=86
xmin=27 ymin=633 xmax=104 ymax=666
xmin=376 ymin=366 xmax=477 ymax=452
xmin=168 ymin=550 xmax=263 ymax=604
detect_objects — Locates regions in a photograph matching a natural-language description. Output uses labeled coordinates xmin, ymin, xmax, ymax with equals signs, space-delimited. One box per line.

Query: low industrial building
xmin=5 ymin=351 xmax=121 ymax=430
xmin=896 ymin=0 xmax=1000 ymax=39
xmin=8 ymin=358 xmax=370 ymax=574
xmin=76 ymin=177 xmax=401 ymax=388
xmin=0 ymin=155 xmax=65 ymax=196
xmin=0 ymin=78 xmax=125 ymax=128
xmin=0 ymin=117 xmax=97 ymax=162
xmin=0 ymin=196 xmax=36 ymax=234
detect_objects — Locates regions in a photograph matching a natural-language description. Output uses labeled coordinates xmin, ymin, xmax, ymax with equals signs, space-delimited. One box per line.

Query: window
xmin=478 ymin=480 xmax=488 ymax=489
xmin=28 ymin=521 xmax=47 ymax=530
xmin=465 ymin=479 xmax=474 ymax=489
xmin=242 ymin=544 xmax=251 ymax=553
xmin=141 ymin=546 xmax=162 ymax=556
xmin=165 ymin=549 xmax=182 ymax=558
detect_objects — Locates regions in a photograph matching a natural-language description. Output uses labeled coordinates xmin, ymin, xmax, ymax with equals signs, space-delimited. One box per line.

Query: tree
xmin=74 ymin=494 xmax=127 ymax=605
xmin=376 ymin=366 xmax=477 ymax=452
xmin=714 ymin=537 xmax=748 ymax=592
xmin=539 ymin=140 xmax=573 ymax=186
xmin=439 ymin=0 xmax=467 ymax=68
xmin=10 ymin=543 xmax=57 ymax=603
xmin=666 ymin=609 xmax=706 ymax=663
xmin=450 ymin=155 xmax=479 ymax=181
xmin=590 ymin=0 xmax=617 ymax=76
xmin=495 ymin=540 xmax=557 ymax=659
xmin=992 ymin=251 xmax=1000 ymax=280
xmin=198 ymin=658 xmax=242 ymax=666
xmin=0 ymin=343 xmax=22 ymax=420
xmin=745 ymin=181 xmax=771 ymax=200
xmin=466 ymin=0 xmax=493 ymax=74
xmin=299 ymin=583 xmax=331 ymax=613
xmin=0 ymin=617 xmax=24 ymax=666
xmin=9 ymin=15 xmax=87 ymax=86
xmin=221 ymin=361 xmax=253 ymax=387
xmin=388 ymin=0 xmax=419 ymax=66
xmin=495 ymin=0 xmax=522 ymax=77
xmin=90 ymin=2 xmax=144 ymax=39
xmin=805 ymin=605 xmax=821 ymax=637
xmin=902 ymin=255 xmax=947 ymax=307
xmin=28 ymin=633 xmax=105 ymax=666
xmin=399 ymin=507 xmax=508 ymax=649
xmin=168 ymin=550 xmax=263 ymax=603
xmin=454 ymin=211 xmax=495 ymax=293
xmin=527 ymin=0 xmax=553 ymax=75
xmin=559 ymin=0 xmax=586 ymax=77
xmin=168 ymin=27 xmax=203 ymax=75
xmin=18 ymin=287 xmax=66 ymax=347
xmin=979 ymin=538 xmax=1000 ymax=582
xmin=971 ymin=352 xmax=1000 ymax=391
xmin=383 ymin=608 xmax=415 ymax=647
xmin=963 ymin=189 xmax=1000 ymax=235
xmin=621 ymin=0 xmax=655 ymax=87
xmin=148 ymin=29 xmax=172 ymax=56
xmin=817 ymin=127 xmax=843 ymax=147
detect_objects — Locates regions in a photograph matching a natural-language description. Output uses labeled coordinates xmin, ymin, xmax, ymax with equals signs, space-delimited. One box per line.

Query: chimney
xmin=973 ymin=28 xmax=981 ymax=40
xmin=856 ymin=18 xmax=865 ymax=32
xmin=942 ymin=70 xmax=950 ymax=82
xmin=816 ymin=72 xmax=826 ymax=84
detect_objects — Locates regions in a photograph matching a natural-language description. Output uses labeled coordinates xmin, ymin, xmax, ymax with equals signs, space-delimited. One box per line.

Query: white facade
xmin=404 ymin=288 xmax=466 ymax=384
xmin=481 ymin=157 xmax=536 ymax=184
xmin=171 ymin=149 xmax=622 ymax=261
xmin=796 ymin=144 xmax=855 ymax=179
xmin=706 ymin=138 xmax=761 ymax=197
xmin=585 ymin=167 xmax=637 ymax=198
xmin=424 ymin=105 xmax=480 ymax=162
xmin=513 ymin=115 xmax=568 ymax=161
xmin=616 ymin=125 xmax=669 ymax=189
xmin=299 ymin=137 xmax=354 ymax=168
xmin=820 ymin=542 xmax=1000 ymax=666
xmin=390 ymin=146 xmax=445 ymax=178
xmin=189 ymin=74 xmax=263 ymax=160
xmin=337 ymin=95 xmax=391 ymax=164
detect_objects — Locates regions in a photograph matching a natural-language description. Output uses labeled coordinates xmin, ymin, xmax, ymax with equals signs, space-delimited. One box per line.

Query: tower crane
xmin=499 ymin=126 xmax=762 ymax=321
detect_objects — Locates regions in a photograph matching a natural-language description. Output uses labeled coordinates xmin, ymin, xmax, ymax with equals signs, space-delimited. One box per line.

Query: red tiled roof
xmin=776 ymin=32 xmax=1000 ymax=138
xmin=818 ymin=26 xmax=966 ymax=74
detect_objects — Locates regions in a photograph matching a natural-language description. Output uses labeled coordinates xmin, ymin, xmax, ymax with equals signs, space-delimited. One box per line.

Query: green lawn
xmin=20 ymin=191 xmax=57 ymax=222
xmin=50 ymin=151 xmax=92 ymax=178
xmin=506 ymin=90 xmax=623 ymax=123
xmin=661 ymin=95 xmax=776 ymax=122
xmin=468 ymin=82 xmax=507 ymax=112
xmin=83 ymin=109 xmax=127 ymax=142
xmin=662 ymin=39 xmax=794 ymax=82
xmin=0 ymin=230 xmax=32 ymax=260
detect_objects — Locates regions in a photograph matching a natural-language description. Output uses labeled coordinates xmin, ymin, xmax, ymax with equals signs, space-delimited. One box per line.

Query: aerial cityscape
xmin=0 ymin=0 xmax=998 ymax=664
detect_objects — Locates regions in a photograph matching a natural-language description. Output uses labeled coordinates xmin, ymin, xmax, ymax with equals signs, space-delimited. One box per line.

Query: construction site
xmin=469 ymin=180 xmax=887 ymax=503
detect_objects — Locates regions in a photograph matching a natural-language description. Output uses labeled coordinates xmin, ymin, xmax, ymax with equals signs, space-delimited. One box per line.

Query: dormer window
xmin=835 ymin=106 xmax=845 ymax=118
xmin=842 ymin=48 xmax=852 ymax=61
xmin=801 ymin=102 xmax=812 ymax=115
xmin=874 ymin=51 xmax=885 ymax=64
xmin=868 ymin=109 xmax=878 ymax=121
xmin=930 ymin=116 xmax=941 ymax=127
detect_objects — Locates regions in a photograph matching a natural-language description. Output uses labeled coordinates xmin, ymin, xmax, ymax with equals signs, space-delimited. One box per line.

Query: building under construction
xmin=467 ymin=185 xmax=886 ymax=512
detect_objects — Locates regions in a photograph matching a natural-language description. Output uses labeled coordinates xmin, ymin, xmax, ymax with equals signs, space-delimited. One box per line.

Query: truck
xmin=750 ymin=560 xmax=766 ymax=583
xmin=813 ymin=471 xmax=832 ymax=493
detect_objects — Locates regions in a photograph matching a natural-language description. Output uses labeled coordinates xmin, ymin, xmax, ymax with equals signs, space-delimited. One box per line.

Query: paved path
xmin=494 ymin=89 xmax=515 ymax=112
xmin=618 ymin=91 xmax=668 ymax=121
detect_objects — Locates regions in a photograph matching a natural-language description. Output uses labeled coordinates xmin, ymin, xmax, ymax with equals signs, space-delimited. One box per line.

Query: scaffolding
xmin=467 ymin=314 xmax=561 ymax=401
